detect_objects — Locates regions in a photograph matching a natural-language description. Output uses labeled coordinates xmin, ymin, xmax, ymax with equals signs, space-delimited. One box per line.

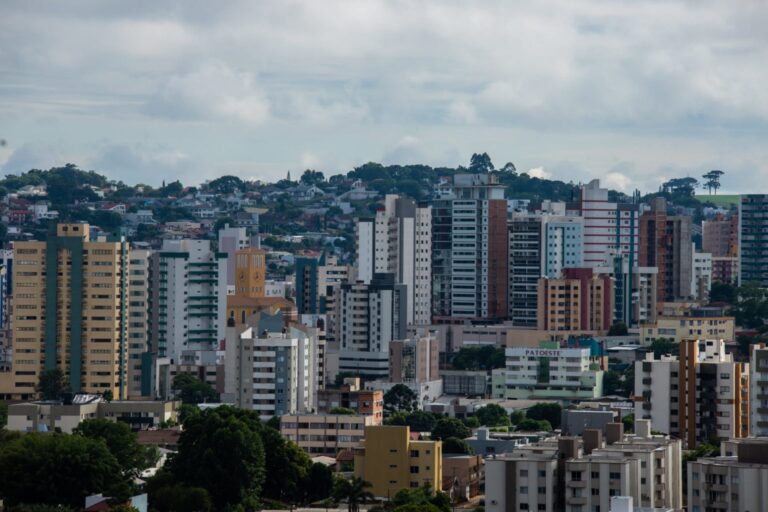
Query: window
xmin=609 ymin=472 xmax=621 ymax=480
xmin=410 ymin=466 xmax=419 ymax=474
xmin=520 ymin=469 xmax=528 ymax=477
xmin=520 ymin=486 xmax=528 ymax=494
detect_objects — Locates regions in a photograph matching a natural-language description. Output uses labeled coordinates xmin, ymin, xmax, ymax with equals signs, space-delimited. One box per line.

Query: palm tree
xmin=332 ymin=476 xmax=374 ymax=512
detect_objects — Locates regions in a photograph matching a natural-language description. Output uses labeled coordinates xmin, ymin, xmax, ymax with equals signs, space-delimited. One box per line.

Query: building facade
xmin=638 ymin=197 xmax=693 ymax=304
xmin=634 ymin=339 xmax=749 ymax=448
xmin=127 ymin=249 xmax=150 ymax=398
xmin=739 ymin=194 xmax=768 ymax=286
xmin=432 ymin=173 xmax=508 ymax=322
xmin=148 ymin=239 xmax=227 ymax=363
xmin=280 ymin=413 xmax=380 ymax=456
xmin=578 ymin=179 xmax=639 ymax=268
xmin=388 ymin=333 xmax=439 ymax=384
xmin=536 ymin=268 xmax=613 ymax=333
xmin=8 ymin=223 xmax=131 ymax=399
xmin=750 ymin=344 xmax=768 ymax=436
xmin=353 ymin=425 xmax=443 ymax=497
xmin=339 ymin=274 xmax=406 ymax=379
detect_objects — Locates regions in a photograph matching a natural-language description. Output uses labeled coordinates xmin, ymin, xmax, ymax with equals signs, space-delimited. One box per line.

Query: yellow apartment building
xmin=6 ymin=223 xmax=131 ymax=399
xmin=354 ymin=425 xmax=442 ymax=497
xmin=639 ymin=314 xmax=735 ymax=345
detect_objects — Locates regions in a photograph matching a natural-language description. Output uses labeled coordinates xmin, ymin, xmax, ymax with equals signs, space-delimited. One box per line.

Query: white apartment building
xmin=149 ymin=239 xmax=227 ymax=363
xmin=750 ymin=344 xmax=768 ymax=436
xmin=339 ymin=274 xmax=406 ymax=380
xmin=224 ymin=312 xmax=321 ymax=418
xmin=486 ymin=421 xmax=682 ymax=512
xmin=635 ymin=339 xmax=749 ymax=448
xmin=578 ymin=179 xmax=639 ymax=268
xmin=127 ymin=249 xmax=150 ymax=398
xmin=691 ymin=249 xmax=712 ymax=302
xmin=218 ymin=224 xmax=250 ymax=288
xmin=504 ymin=346 xmax=603 ymax=400
xmin=356 ymin=194 xmax=431 ymax=325
xmin=688 ymin=438 xmax=768 ymax=512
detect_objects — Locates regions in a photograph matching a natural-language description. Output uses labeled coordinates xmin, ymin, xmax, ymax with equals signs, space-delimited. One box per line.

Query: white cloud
xmin=382 ymin=136 xmax=426 ymax=165
xmin=603 ymin=172 xmax=633 ymax=192
xmin=527 ymin=166 xmax=552 ymax=179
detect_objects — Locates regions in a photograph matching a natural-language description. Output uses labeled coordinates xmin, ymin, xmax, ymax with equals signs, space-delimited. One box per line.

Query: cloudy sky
xmin=1 ymin=1 xmax=767 ymax=192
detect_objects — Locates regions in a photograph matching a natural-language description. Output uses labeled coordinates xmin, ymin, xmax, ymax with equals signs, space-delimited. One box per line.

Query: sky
xmin=1 ymin=1 xmax=767 ymax=193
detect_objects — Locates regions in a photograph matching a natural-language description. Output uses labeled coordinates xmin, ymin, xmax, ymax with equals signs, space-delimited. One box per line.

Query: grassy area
xmin=696 ymin=194 xmax=739 ymax=207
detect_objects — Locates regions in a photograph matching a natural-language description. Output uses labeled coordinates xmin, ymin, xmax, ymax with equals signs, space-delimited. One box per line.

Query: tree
xmin=213 ymin=216 xmax=236 ymax=235
xmin=462 ymin=416 xmax=481 ymax=429
xmin=206 ymin=175 xmax=245 ymax=194
xmin=171 ymin=373 xmax=219 ymax=404
xmin=709 ymin=282 xmax=737 ymax=304
xmin=608 ymin=322 xmax=628 ymax=336
xmin=509 ymin=410 xmax=525 ymax=425
xmin=329 ymin=406 xmax=356 ymax=415
xmin=178 ymin=403 xmax=200 ymax=425
xmin=649 ymin=338 xmax=679 ymax=358
xmin=622 ymin=414 xmax=634 ymax=433
xmin=390 ymin=485 xmax=450 ymax=512
xmin=0 ymin=402 xmax=7 ymax=428
xmin=404 ymin=410 xmax=438 ymax=432
xmin=160 ymin=180 xmax=184 ymax=197
xmin=260 ymin=426 xmax=313 ymax=504
xmin=384 ymin=384 xmax=417 ymax=415
xmin=702 ymin=170 xmax=724 ymax=195
xmin=0 ymin=433 xmax=128 ymax=508
xmin=603 ymin=370 xmax=625 ymax=396
xmin=168 ymin=407 xmax=265 ymax=509
xmin=442 ymin=437 xmax=473 ymax=455
xmin=305 ymin=462 xmax=334 ymax=503
xmin=661 ymin=177 xmax=698 ymax=197
xmin=516 ymin=419 xmax=552 ymax=432
xmin=332 ymin=476 xmax=374 ymax=512
xmin=469 ymin=153 xmax=494 ymax=173
xmin=475 ymin=404 xmax=511 ymax=427
xmin=525 ymin=403 xmax=562 ymax=429
xmin=300 ymin=170 xmax=325 ymax=186
xmin=451 ymin=345 xmax=505 ymax=371
xmin=431 ymin=418 xmax=471 ymax=440
xmin=36 ymin=368 xmax=68 ymax=400
xmin=74 ymin=419 xmax=159 ymax=478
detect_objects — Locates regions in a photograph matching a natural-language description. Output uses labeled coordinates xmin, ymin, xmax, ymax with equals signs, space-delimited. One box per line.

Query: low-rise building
xmin=485 ymin=420 xmax=682 ymax=512
xmin=317 ymin=378 xmax=384 ymax=425
xmin=353 ymin=425 xmax=442 ymax=498
xmin=505 ymin=343 xmax=604 ymax=400
xmin=687 ymin=438 xmax=768 ymax=512
xmin=7 ymin=395 xmax=180 ymax=433
xmin=442 ymin=454 xmax=484 ymax=501
xmin=280 ymin=413 xmax=380 ymax=457
xmin=441 ymin=370 xmax=488 ymax=396
xmin=639 ymin=313 xmax=735 ymax=345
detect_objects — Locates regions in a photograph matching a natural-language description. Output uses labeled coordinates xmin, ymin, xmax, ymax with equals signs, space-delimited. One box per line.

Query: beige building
xmin=354 ymin=426 xmax=443 ymax=497
xmin=7 ymin=394 xmax=180 ymax=433
xmin=688 ymin=438 xmax=768 ymax=512
xmin=234 ymin=247 xmax=267 ymax=298
xmin=389 ymin=333 xmax=439 ymax=384
xmin=536 ymin=269 xmax=613 ymax=333
xmin=280 ymin=413 xmax=380 ymax=456
xmin=6 ymin=223 xmax=131 ymax=400
xmin=639 ymin=314 xmax=735 ymax=345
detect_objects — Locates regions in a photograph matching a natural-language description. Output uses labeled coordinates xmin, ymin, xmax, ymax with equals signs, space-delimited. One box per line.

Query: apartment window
xmin=410 ymin=450 xmax=419 ymax=457
xmin=591 ymin=471 xmax=599 ymax=478
xmin=537 ymin=486 xmax=545 ymax=495
xmin=520 ymin=486 xmax=528 ymax=494
xmin=591 ymin=488 xmax=599 ymax=495
xmin=519 ymin=504 xmax=529 ymax=511
xmin=410 ymin=466 xmax=419 ymax=474
xmin=609 ymin=472 xmax=621 ymax=480
xmin=538 ymin=470 xmax=546 ymax=477
xmin=520 ymin=469 xmax=528 ymax=477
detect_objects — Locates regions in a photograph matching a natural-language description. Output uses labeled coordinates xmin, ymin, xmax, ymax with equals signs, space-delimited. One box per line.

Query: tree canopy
xmin=384 ymin=384 xmax=418 ymax=415
xmin=525 ymin=403 xmax=562 ymax=429
xmin=431 ymin=418 xmax=471 ymax=440
xmin=451 ymin=346 xmax=505 ymax=371
xmin=74 ymin=419 xmax=159 ymax=478
xmin=171 ymin=373 xmax=219 ymax=404
xmin=474 ymin=404 xmax=511 ymax=427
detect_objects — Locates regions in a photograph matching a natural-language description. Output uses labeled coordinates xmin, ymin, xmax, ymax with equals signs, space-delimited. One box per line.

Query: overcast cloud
xmin=1 ymin=0 xmax=767 ymax=192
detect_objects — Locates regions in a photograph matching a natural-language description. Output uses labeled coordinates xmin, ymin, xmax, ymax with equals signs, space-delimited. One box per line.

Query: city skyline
xmin=1 ymin=1 xmax=767 ymax=193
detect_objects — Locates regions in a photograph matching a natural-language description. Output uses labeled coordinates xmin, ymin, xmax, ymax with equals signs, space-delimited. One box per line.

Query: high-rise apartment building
xmin=702 ymin=213 xmax=738 ymax=258
xmin=148 ymin=239 xmax=227 ymax=363
xmin=595 ymin=254 xmax=658 ymax=327
xmin=536 ymin=268 xmax=613 ymax=332
xmin=432 ymin=173 xmax=508 ymax=322
xmin=356 ymin=195 xmax=431 ymax=325
xmin=224 ymin=311 xmax=321 ymax=418
xmin=638 ymin=197 xmax=693 ymax=304
xmin=578 ymin=179 xmax=639 ymax=268
xmin=234 ymin=247 xmax=266 ymax=298
xmin=339 ymin=273 xmax=406 ymax=380
xmin=634 ymin=338 xmax=749 ymax=448
xmin=739 ymin=194 xmax=768 ymax=286
xmin=691 ymin=249 xmax=712 ymax=302
xmin=750 ymin=344 xmax=768 ymax=437
xmin=127 ymin=249 xmax=150 ymax=398
xmin=8 ymin=223 xmax=130 ymax=399
xmin=508 ymin=202 xmax=583 ymax=326
xmin=218 ymin=224 xmax=249 ymax=288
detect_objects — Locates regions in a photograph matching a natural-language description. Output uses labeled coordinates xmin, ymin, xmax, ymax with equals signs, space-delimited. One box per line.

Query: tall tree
xmin=74 ymin=419 xmax=159 ymax=478
xmin=171 ymin=373 xmax=219 ymax=404
xmin=36 ymin=368 xmax=68 ymax=400
xmin=469 ymin=153 xmax=494 ymax=173
xmin=0 ymin=433 xmax=128 ymax=508
xmin=702 ymin=170 xmax=724 ymax=195
xmin=332 ymin=477 xmax=374 ymax=512
xmin=431 ymin=418 xmax=471 ymax=440
xmin=168 ymin=407 xmax=265 ymax=510
xmin=475 ymin=404 xmax=511 ymax=427
xmin=384 ymin=384 xmax=418 ymax=415
xmin=525 ymin=403 xmax=562 ymax=429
